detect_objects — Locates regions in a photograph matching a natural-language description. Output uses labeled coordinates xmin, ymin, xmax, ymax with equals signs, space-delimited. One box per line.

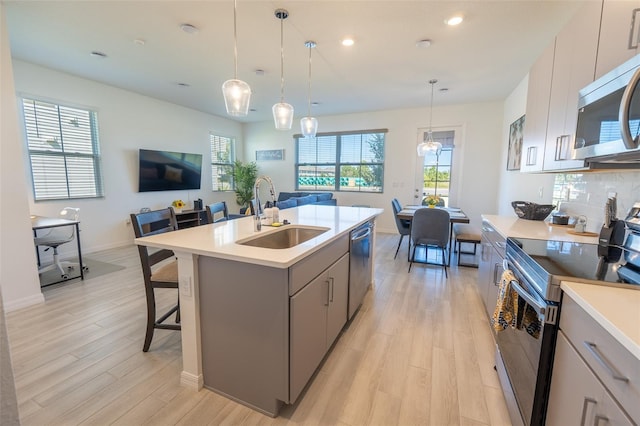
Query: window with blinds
xmin=210 ymin=134 xmax=235 ymax=191
xmin=22 ymin=98 xmax=103 ymax=201
xmin=295 ymin=130 xmax=386 ymax=192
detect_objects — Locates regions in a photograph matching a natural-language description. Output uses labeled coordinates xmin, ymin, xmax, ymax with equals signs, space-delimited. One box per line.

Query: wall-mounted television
xmin=138 ymin=149 xmax=203 ymax=192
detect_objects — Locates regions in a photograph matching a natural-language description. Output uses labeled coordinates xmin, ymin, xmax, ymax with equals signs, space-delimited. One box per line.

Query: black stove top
xmin=507 ymin=237 xmax=640 ymax=287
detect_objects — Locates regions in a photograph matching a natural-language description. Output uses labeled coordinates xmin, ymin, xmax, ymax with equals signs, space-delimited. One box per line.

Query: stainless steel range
xmin=497 ymin=203 xmax=640 ymax=426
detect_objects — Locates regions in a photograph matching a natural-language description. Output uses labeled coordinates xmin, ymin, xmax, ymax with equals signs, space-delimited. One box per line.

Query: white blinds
xmin=22 ymin=98 xmax=103 ymax=200
xmin=210 ymin=134 xmax=235 ymax=191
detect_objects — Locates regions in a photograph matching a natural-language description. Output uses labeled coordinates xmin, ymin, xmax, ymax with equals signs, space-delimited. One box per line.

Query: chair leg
xmin=394 ymin=235 xmax=404 ymax=259
xmin=143 ymin=289 xmax=156 ymax=352
xmin=408 ymin=245 xmax=417 ymax=272
xmin=176 ymin=298 xmax=181 ymax=324
xmin=442 ymin=247 xmax=448 ymax=278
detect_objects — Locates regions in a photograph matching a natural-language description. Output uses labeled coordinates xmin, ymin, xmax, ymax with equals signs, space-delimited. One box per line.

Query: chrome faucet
xmin=253 ymin=175 xmax=276 ymax=218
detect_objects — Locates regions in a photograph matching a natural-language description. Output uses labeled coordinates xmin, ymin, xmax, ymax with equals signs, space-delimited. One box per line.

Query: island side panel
xmin=198 ymin=257 xmax=289 ymax=417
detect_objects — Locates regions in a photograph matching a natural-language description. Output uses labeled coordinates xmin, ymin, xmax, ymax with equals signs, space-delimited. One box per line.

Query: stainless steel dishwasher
xmin=348 ymin=221 xmax=372 ymax=319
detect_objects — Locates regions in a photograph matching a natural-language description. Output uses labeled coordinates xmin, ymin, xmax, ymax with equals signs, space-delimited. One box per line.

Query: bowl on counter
xmin=511 ymin=201 xmax=555 ymax=221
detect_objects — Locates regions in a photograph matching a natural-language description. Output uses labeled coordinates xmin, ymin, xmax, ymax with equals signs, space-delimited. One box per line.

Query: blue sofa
xmin=276 ymin=192 xmax=336 ymax=209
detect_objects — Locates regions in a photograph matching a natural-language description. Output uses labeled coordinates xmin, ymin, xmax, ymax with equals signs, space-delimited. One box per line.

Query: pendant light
xmin=417 ymin=79 xmax=443 ymax=156
xmin=222 ymin=0 xmax=251 ymax=116
xmin=300 ymin=40 xmax=318 ymax=138
xmin=272 ymin=9 xmax=294 ymax=130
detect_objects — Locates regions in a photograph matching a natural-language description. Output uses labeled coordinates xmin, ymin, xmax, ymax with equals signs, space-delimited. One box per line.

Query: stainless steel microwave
xmin=574 ymin=54 xmax=640 ymax=162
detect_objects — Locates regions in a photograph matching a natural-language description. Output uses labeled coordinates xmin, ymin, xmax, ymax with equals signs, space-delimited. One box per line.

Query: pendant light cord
xmin=307 ymin=45 xmax=312 ymax=116
xmin=279 ymin=15 xmax=285 ymax=103
xmin=429 ymin=81 xmax=434 ymax=133
xmin=233 ymin=0 xmax=238 ymax=79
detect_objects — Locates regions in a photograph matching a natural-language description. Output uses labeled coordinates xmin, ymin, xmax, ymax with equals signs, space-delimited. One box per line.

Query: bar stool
xmin=453 ymin=224 xmax=481 ymax=268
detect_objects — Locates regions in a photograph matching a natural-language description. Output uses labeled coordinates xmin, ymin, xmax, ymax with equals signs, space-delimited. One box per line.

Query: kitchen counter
xmin=561 ymin=281 xmax=640 ymax=361
xmin=482 ymin=214 xmax=598 ymax=244
xmin=133 ymin=204 xmax=383 ymax=413
xmin=135 ymin=205 xmax=382 ymax=268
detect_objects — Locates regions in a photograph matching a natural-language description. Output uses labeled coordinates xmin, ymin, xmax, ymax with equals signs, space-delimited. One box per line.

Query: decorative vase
xmin=428 ymin=205 xmax=435 ymax=208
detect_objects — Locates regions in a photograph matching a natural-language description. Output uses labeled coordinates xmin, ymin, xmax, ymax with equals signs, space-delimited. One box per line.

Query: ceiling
xmin=4 ymin=1 xmax=585 ymax=123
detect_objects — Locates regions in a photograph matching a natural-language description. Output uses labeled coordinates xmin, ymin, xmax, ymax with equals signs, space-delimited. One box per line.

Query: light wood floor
xmin=7 ymin=233 xmax=511 ymax=426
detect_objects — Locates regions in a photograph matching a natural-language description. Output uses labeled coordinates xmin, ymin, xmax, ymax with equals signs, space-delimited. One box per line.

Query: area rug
xmin=38 ymin=257 xmax=126 ymax=287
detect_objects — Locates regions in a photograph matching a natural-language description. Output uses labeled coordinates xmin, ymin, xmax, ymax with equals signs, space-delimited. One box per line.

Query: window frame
xmin=294 ymin=129 xmax=387 ymax=193
xmin=21 ymin=96 xmax=104 ymax=201
xmin=420 ymin=130 xmax=455 ymax=207
xmin=210 ymin=133 xmax=236 ymax=192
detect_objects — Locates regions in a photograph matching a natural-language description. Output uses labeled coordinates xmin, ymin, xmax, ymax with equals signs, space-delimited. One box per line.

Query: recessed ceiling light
xmin=341 ymin=37 xmax=355 ymax=47
xmin=445 ymin=15 xmax=463 ymax=26
xmin=90 ymin=51 xmax=107 ymax=58
xmin=416 ymin=39 xmax=432 ymax=48
xmin=180 ymin=23 xmax=199 ymax=34
xmin=134 ymin=38 xmax=146 ymax=46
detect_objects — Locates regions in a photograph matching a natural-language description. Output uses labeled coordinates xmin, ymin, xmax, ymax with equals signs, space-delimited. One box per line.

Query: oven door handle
xmin=510 ymin=279 xmax=546 ymax=315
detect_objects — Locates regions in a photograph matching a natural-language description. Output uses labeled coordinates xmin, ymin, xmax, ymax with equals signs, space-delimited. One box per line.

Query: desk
xmin=396 ymin=206 xmax=470 ymax=265
xmin=31 ymin=215 xmax=84 ymax=284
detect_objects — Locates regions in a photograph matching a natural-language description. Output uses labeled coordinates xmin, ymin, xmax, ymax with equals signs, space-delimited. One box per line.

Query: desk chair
xmin=391 ymin=198 xmax=411 ymax=259
xmin=34 ymin=207 xmax=85 ymax=279
xmin=408 ymin=208 xmax=450 ymax=277
xmin=206 ymin=201 xmax=229 ymax=223
xmin=130 ymin=208 xmax=180 ymax=352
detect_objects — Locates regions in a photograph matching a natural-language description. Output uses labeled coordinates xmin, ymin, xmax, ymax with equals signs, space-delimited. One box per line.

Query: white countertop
xmin=482 ymin=214 xmax=598 ymax=244
xmin=135 ymin=205 xmax=383 ymax=268
xmin=561 ymin=281 xmax=640 ymax=361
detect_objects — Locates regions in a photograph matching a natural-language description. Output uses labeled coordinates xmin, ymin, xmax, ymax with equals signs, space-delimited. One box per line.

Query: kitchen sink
xmin=237 ymin=225 xmax=329 ymax=249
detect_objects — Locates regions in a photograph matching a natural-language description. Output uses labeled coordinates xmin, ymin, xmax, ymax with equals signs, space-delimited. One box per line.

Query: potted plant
xmin=232 ymin=160 xmax=258 ymax=213
xmin=422 ymin=194 xmax=441 ymax=207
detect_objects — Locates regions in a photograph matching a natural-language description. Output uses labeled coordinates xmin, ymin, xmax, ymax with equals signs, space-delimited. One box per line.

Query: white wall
xmin=1 ymin=8 xmax=44 ymax=311
xmin=498 ymin=75 xmax=555 ymax=216
xmin=244 ymin=102 xmax=504 ymax=233
xmin=12 ymin=60 xmax=243 ymax=257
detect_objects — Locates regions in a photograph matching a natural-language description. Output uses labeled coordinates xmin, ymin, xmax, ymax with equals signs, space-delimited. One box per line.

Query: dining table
xmin=396 ymin=205 xmax=470 ymax=265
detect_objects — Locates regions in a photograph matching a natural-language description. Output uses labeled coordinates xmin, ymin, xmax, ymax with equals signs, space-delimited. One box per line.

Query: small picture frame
xmin=507 ymin=115 xmax=525 ymax=171
xmin=256 ymin=149 xmax=284 ymax=161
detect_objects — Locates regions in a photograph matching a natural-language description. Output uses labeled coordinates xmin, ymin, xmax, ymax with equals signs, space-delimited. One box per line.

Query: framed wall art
xmin=256 ymin=149 xmax=284 ymax=161
xmin=507 ymin=114 xmax=525 ymax=171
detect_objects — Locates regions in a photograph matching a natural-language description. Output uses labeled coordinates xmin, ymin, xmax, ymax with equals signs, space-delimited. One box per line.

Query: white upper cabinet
xmin=521 ymin=40 xmax=554 ymax=173
xmin=543 ymin=1 xmax=601 ymax=171
xmin=595 ymin=0 xmax=640 ymax=80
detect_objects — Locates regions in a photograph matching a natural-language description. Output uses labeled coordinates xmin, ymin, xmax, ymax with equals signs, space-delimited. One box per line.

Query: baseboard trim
xmin=180 ymin=371 xmax=203 ymax=390
xmin=4 ymin=293 xmax=45 ymax=313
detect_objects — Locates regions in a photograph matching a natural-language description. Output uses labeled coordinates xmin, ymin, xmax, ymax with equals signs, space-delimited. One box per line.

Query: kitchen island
xmin=134 ymin=205 xmax=382 ymax=416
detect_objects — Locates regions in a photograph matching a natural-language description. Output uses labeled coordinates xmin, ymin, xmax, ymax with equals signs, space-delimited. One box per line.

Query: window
xmin=210 ymin=134 xmax=235 ymax=191
xmin=421 ymin=130 xmax=454 ymax=206
xmin=295 ymin=129 xmax=386 ymax=192
xmin=22 ymin=98 xmax=103 ymax=201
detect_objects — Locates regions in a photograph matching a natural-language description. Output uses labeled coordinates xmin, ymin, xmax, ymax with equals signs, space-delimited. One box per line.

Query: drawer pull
xmin=583 ymin=341 xmax=629 ymax=383
xmin=580 ymin=397 xmax=596 ymax=426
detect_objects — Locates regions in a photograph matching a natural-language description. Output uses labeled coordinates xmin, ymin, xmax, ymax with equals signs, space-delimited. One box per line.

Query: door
xmin=327 ymin=254 xmax=349 ymax=344
xmin=484 ymin=246 xmax=504 ymax=320
xmin=477 ymin=234 xmax=493 ymax=316
xmin=413 ymin=127 xmax=462 ymax=207
xmin=596 ymin=0 xmax=640 ymax=80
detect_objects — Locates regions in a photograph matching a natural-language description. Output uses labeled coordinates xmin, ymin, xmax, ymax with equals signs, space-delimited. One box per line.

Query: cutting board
xmin=566 ymin=229 xmax=599 ymax=237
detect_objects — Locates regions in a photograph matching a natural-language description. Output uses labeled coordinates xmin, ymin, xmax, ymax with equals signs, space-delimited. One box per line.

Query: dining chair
xmin=130 ymin=208 xmax=181 ymax=352
xmin=408 ymin=207 xmax=450 ymax=277
xmin=205 ymin=201 xmax=229 ymax=223
xmin=391 ymin=198 xmax=411 ymax=259
xmin=34 ymin=207 xmax=86 ymax=279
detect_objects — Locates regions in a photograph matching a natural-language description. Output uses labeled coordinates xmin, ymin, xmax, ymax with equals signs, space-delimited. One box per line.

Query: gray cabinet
xmin=547 ymin=294 xmax=638 ymax=424
xmin=595 ymin=0 xmax=640 ymax=80
xmin=477 ymin=221 xmax=506 ymax=322
xmin=547 ymin=332 xmax=635 ymax=425
xmin=290 ymin=253 xmax=349 ymax=402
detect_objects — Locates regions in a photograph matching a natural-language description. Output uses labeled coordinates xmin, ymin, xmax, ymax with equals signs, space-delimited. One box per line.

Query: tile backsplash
xmin=553 ymin=171 xmax=640 ymax=233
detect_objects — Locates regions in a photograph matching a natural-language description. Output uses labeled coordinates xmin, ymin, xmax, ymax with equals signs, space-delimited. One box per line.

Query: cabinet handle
xmin=526 ymin=146 xmax=537 ymax=166
xmin=554 ymin=135 xmax=571 ymax=161
xmin=492 ymin=263 xmax=500 ymax=285
xmin=329 ymin=277 xmax=334 ymax=303
xmin=583 ymin=341 xmax=629 ymax=382
xmin=594 ymin=415 xmax=609 ymax=426
xmin=325 ymin=280 xmax=330 ymax=306
xmin=580 ymin=397 xmax=596 ymax=426
xmin=629 ymin=8 xmax=640 ymax=49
